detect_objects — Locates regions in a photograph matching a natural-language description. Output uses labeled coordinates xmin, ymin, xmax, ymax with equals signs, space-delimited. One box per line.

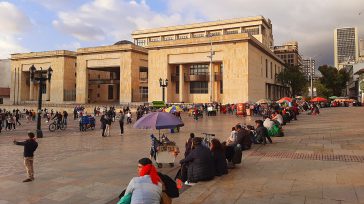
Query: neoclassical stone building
xmin=132 ymin=16 xmax=289 ymax=103
xmin=10 ymin=50 xmax=77 ymax=104
xmin=75 ymin=41 xmax=148 ymax=104
xmin=10 ymin=15 xmax=289 ymax=105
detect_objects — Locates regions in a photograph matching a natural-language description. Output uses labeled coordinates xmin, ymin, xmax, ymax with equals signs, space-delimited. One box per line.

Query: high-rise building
xmin=334 ymin=27 xmax=359 ymax=69
xmin=359 ymin=39 xmax=364 ymax=62
xmin=273 ymin=41 xmax=302 ymax=67
xmin=302 ymin=58 xmax=316 ymax=80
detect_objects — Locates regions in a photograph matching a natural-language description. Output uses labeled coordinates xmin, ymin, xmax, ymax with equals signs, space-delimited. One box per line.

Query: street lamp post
xmin=159 ymin=78 xmax=168 ymax=103
xmin=207 ymin=34 xmax=215 ymax=103
xmin=29 ymin=65 xmax=53 ymax=138
xmin=310 ymin=57 xmax=314 ymax=99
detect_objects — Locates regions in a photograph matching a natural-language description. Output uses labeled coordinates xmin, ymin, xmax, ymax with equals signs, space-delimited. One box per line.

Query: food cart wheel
xmin=157 ymin=163 xmax=163 ymax=168
xmin=169 ymin=163 xmax=174 ymax=167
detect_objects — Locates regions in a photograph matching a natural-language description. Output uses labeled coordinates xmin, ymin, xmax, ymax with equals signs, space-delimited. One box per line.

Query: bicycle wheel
xmin=60 ymin=123 xmax=67 ymax=130
xmin=49 ymin=123 xmax=56 ymax=132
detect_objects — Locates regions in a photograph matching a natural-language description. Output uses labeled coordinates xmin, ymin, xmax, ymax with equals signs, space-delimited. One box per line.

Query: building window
xmin=136 ymin=39 xmax=146 ymax=46
xmin=164 ymin=36 xmax=174 ymax=41
xmin=190 ymin=64 xmax=208 ymax=75
xmin=208 ymin=31 xmax=221 ymax=36
xmin=97 ymin=93 xmax=100 ymax=98
xmin=149 ymin=37 xmax=160 ymax=42
xmin=98 ymin=74 xmax=100 ymax=79
xmin=190 ymin=82 xmax=208 ymax=94
xmin=270 ymin=62 xmax=273 ymax=79
xmin=140 ymin=87 xmax=148 ymax=101
xmin=98 ymin=85 xmax=100 ymax=88
xmin=220 ymin=64 xmax=223 ymax=94
xmin=108 ymin=85 xmax=113 ymax=100
xmin=192 ymin=32 xmax=205 ymax=38
xmin=139 ymin=67 xmax=148 ymax=82
xmin=178 ymin=34 xmax=189 ymax=39
xmin=242 ymin=27 xmax=259 ymax=35
xmin=274 ymin=65 xmax=277 ymax=78
xmin=265 ymin=59 xmax=268 ymax=78
xmin=176 ymin=82 xmax=179 ymax=94
xmin=175 ymin=66 xmax=180 ymax=76
xmin=226 ymin=29 xmax=239 ymax=35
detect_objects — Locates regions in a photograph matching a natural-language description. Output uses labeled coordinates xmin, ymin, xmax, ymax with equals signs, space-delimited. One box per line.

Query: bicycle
xmin=49 ymin=119 xmax=66 ymax=132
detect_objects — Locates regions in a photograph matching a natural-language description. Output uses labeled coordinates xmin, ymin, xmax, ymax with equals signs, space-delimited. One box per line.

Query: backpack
xmin=158 ymin=172 xmax=179 ymax=198
xmin=232 ymin=144 xmax=243 ymax=164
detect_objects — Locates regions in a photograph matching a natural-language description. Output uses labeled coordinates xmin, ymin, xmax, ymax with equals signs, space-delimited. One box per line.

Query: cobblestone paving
xmin=0 ymin=107 xmax=363 ymax=204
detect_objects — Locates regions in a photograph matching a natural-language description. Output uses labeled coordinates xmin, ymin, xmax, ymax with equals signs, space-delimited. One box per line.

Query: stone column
xmin=209 ymin=62 xmax=215 ymax=102
xmin=46 ymin=80 xmax=50 ymax=101
xmin=179 ymin=64 xmax=184 ymax=102
xmin=30 ymin=78 xmax=34 ymax=101
xmin=259 ymin=25 xmax=262 ymax=35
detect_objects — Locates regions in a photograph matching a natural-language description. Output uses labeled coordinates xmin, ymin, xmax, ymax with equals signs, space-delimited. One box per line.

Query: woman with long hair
xmin=124 ymin=158 xmax=162 ymax=203
xmin=210 ymin=139 xmax=228 ymax=176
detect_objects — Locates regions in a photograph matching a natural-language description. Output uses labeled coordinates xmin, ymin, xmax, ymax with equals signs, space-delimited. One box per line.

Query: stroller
xmin=79 ymin=115 xmax=96 ymax=131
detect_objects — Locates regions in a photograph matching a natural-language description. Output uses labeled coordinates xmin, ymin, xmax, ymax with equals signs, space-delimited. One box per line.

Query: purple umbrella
xmin=133 ymin=112 xmax=184 ymax=130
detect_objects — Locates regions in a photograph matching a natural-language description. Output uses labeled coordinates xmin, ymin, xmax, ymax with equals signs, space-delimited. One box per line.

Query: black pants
xmin=263 ymin=135 xmax=273 ymax=144
xmin=225 ymin=146 xmax=235 ymax=162
xmin=102 ymin=127 xmax=106 ymax=136
xmin=119 ymin=122 xmax=124 ymax=134
xmin=16 ymin=119 xmax=21 ymax=126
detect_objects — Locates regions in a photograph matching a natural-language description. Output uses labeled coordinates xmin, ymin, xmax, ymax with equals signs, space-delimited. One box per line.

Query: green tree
xmin=318 ymin=65 xmax=350 ymax=96
xmin=276 ymin=65 xmax=307 ymax=96
xmin=314 ymin=81 xmax=333 ymax=98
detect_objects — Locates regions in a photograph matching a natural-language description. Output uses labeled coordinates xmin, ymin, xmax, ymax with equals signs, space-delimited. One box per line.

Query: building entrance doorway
xmin=87 ymin=67 xmax=120 ymax=103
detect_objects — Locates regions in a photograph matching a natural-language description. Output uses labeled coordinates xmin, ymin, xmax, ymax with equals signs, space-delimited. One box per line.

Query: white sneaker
xmin=184 ymin=181 xmax=196 ymax=186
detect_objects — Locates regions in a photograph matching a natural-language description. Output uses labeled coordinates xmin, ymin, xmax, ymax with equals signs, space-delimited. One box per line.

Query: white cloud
xmin=52 ymin=0 xmax=192 ymax=42
xmin=0 ymin=2 xmax=32 ymax=58
xmin=56 ymin=41 xmax=81 ymax=51
xmin=0 ymin=1 xmax=32 ymax=34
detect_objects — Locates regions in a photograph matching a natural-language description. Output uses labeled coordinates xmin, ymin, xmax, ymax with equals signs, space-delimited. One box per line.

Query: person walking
xmin=62 ymin=110 xmax=68 ymax=126
xmin=100 ymin=115 xmax=107 ymax=137
xmin=13 ymin=132 xmax=38 ymax=182
xmin=105 ymin=115 xmax=112 ymax=136
xmin=119 ymin=111 xmax=125 ymax=136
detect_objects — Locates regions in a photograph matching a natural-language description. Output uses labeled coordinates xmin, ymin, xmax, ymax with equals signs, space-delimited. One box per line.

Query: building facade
xmin=133 ymin=16 xmax=288 ymax=103
xmin=132 ymin=16 xmax=274 ymax=49
xmin=302 ymin=58 xmax=316 ymax=80
xmin=9 ymin=16 xmax=291 ymax=105
xmin=273 ymin=41 xmax=302 ymax=68
xmin=76 ymin=41 xmax=148 ymax=104
xmin=10 ymin=51 xmax=77 ymax=104
xmin=334 ymin=27 xmax=359 ymax=69
xmin=0 ymin=59 xmax=11 ymax=104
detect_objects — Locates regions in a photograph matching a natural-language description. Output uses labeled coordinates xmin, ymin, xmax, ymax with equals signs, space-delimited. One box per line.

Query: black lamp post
xmin=29 ymin=65 xmax=53 ymax=138
xmin=159 ymin=78 xmax=168 ymax=102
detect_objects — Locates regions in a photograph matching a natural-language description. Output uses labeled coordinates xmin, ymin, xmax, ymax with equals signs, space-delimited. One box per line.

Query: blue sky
xmin=1 ymin=0 xmax=364 ymax=67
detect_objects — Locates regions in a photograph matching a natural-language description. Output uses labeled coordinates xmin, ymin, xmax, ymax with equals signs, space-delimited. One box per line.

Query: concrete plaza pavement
xmin=0 ymin=107 xmax=363 ymax=203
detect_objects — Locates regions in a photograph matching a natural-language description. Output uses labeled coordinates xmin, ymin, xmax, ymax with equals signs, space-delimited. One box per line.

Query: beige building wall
xmin=10 ymin=51 xmax=76 ymax=104
xmin=132 ymin=16 xmax=274 ymax=49
xmin=147 ymin=33 xmax=285 ymax=104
